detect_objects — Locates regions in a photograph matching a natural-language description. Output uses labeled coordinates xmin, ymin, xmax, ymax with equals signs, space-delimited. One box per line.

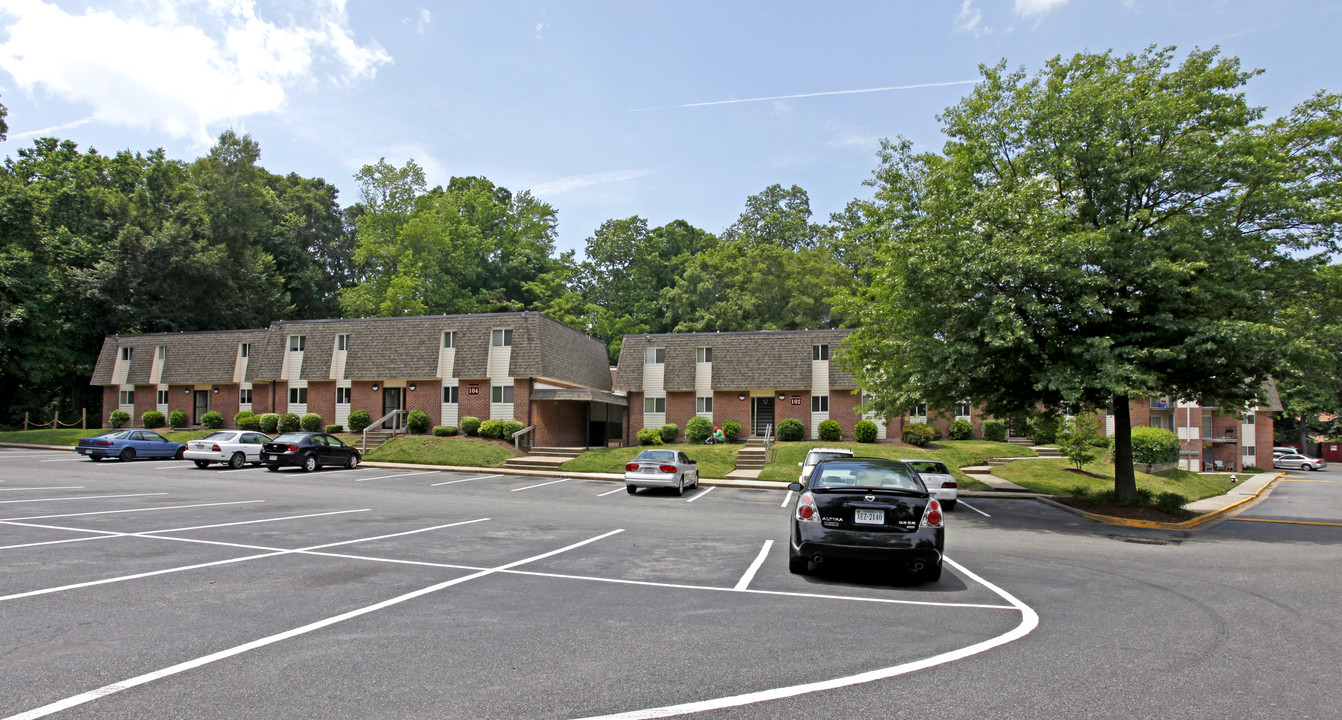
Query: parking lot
xmin=3 ymin=448 xmax=1340 ymax=719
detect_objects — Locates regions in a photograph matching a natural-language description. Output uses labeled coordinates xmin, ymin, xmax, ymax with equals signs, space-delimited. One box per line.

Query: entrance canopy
xmin=531 ymin=389 xmax=628 ymax=406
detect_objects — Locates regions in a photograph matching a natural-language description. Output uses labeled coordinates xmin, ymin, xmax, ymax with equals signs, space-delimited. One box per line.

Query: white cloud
xmin=955 ymin=0 xmax=990 ymax=36
xmin=529 ymin=169 xmax=654 ymax=197
xmin=533 ymin=20 xmax=547 ymax=40
xmin=1014 ymin=0 xmax=1071 ymax=16
xmin=0 ymin=0 xmax=391 ymax=145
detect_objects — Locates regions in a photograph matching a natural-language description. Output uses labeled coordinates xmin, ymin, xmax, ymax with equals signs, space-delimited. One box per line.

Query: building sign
xmin=467 ymin=384 xmax=480 ymax=395
xmin=790 ymin=395 xmax=803 ymax=406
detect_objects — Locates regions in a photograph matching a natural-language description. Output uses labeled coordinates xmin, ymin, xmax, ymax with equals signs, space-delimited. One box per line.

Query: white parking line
xmin=7 ymin=528 xmax=624 ymax=720
xmin=354 ymin=471 xmax=438 ymax=482
xmin=686 ymin=487 xmax=714 ymax=503
xmin=0 ymin=500 xmax=265 ymax=523
xmin=430 ymin=473 xmax=503 ymax=487
xmin=0 ymin=492 xmax=166 ymax=505
xmin=0 ymin=452 xmax=71 ymax=458
xmin=781 ymin=490 xmax=794 ymax=508
xmin=733 ymin=540 xmax=772 ymax=591
xmin=0 ymin=487 xmax=83 ymax=492
xmin=597 ymin=486 xmax=627 ymax=497
xmin=0 ymin=509 xmax=370 ymax=551
xmin=511 ymin=478 xmax=568 ymax=492
xmin=958 ymin=500 xmax=990 ymax=517
xmin=38 ymin=458 xmax=90 ymax=463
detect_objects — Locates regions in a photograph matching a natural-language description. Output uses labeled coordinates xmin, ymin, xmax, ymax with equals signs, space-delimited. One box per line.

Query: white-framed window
xmin=1151 ymin=416 xmax=1163 ymax=430
xmin=443 ymin=331 xmax=456 ymax=348
xmin=336 ymin=387 xmax=351 ymax=404
xmin=491 ymin=328 xmax=513 ymax=347
xmin=812 ymin=344 xmax=829 ymax=361
xmin=119 ymin=389 xmax=135 ymax=404
xmin=156 ymin=389 xmax=169 ymax=405
xmin=1244 ymin=414 xmax=1255 ymax=425
xmin=156 ymin=345 xmax=165 ymax=360
xmin=119 ymin=347 xmax=132 ymax=361
xmin=240 ymin=388 xmax=253 ymax=404
xmin=492 ymin=385 xmax=514 ymax=403
xmin=1244 ymin=446 xmax=1256 ymax=457
xmin=812 ymin=395 xmax=829 ymax=413
xmin=644 ymin=397 xmax=666 ymax=413
xmin=289 ymin=387 xmax=308 ymax=404
xmin=337 ymin=334 xmax=348 ymax=351
xmin=955 ymin=401 xmax=972 ymax=418
xmin=239 ymin=343 xmax=250 ymax=358
xmin=911 ymin=403 xmax=927 ymax=417
xmin=289 ymin=335 xmax=306 ymax=352
xmin=443 ymin=386 xmax=459 ymax=403
xmin=645 ymin=347 xmax=666 ymax=364
xmin=696 ymin=396 xmax=713 ymax=413
xmin=696 ymin=347 xmax=712 ymax=363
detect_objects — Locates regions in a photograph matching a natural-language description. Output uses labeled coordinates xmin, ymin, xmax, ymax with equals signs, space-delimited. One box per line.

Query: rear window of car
xmin=812 ymin=462 xmax=923 ymax=491
xmin=203 ymin=432 xmax=237 ymax=441
xmin=905 ymin=461 xmax=949 ymax=475
xmin=271 ymin=434 xmax=307 ymax=444
xmin=635 ymin=450 xmax=676 ymax=463
xmin=806 ymin=451 xmax=852 ymax=465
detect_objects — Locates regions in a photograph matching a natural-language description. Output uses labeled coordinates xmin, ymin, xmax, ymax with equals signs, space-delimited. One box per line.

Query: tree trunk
xmin=1112 ymin=395 xmax=1136 ymax=501
xmin=1299 ymin=414 xmax=1310 ymax=454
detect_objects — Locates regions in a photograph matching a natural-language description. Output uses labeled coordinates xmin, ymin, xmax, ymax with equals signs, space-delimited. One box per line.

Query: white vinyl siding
xmin=334 ymin=381 xmax=351 ymax=427
xmin=861 ymin=394 xmax=887 ymax=440
xmin=118 ymin=385 xmax=134 ymax=416
xmin=441 ymin=383 xmax=459 ymax=428
xmin=283 ymin=336 xmax=305 ymax=380
xmin=643 ymin=395 xmax=666 ymax=429
xmin=811 ymin=352 xmax=830 ymax=439
xmin=330 ymin=334 xmax=349 ymax=380
xmin=288 ymin=379 xmax=308 ymax=415
xmin=487 ymin=329 xmax=513 ymax=421
xmin=643 ymin=349 xmax=666 ymax=429
xmin=239 ymin=383 xmax=253 ymax=413
xmin=233 ymin=343 xmax=251 ymax=383
xmin=149 ymin=346 xmax=166 ymax=384
xmin=156 ymin=385 xmax=169 ymax=415
xmin=695 ymin=355 xmax=713 ymax=419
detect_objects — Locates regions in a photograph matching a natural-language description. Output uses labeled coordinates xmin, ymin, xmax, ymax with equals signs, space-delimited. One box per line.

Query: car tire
xmin=675 ymin=475 xmax=684 ymax=497
xmin=626 ymin=484 xmax=637 ymax=495
xmin=301 ymin=454 xmax=317 ymax=473
xmin=175 ymin=447 xmax=185 ymax=460
xmin=229 ymin=452 xmax=246 ymax=469
xmin=194 ymin=460 xmax=210 ymax=469
xmin=692 ymin=474 xmax=699 ymax=489
xmin=266 ymin=464 xmax=279 ymax=472
xmin=944 ymin=500 xmax=957 ymax=512
xmin=346 ymin=454 xmax=359 ymax=470
xmin=1306 ymin=464 xmax=1317 ymax=471
xmin=120 ymin=448 xmax=135 ymax=462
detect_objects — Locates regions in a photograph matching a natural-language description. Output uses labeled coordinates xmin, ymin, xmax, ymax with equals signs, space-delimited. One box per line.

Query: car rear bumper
xmin=624 ymin=471 xmax=678 ymax=487
xmin=76 ymin=447 xmax=115 ymax=458
xmin=260 ymin=452 xmax=302 ymax=467
xmin=793 ymin=524 xmax=943 ymax=566
xmin=184 ymin=451 xmax=230 ymax=462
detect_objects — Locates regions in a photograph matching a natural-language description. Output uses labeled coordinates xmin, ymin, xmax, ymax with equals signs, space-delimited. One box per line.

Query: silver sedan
xmin=624 ymin=449 xmax=700 ymax=496
xmin=1273 ymin=453 xmax=1327 ymax=471
xmin=185 ymin=430 xmax=273 ymax=468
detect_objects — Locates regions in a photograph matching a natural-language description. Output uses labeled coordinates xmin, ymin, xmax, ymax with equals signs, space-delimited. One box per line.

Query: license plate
xmin=641 ymin=467 xmax=659 ymax=473
xmin=854 ymin=509 xmax=884 ymax=525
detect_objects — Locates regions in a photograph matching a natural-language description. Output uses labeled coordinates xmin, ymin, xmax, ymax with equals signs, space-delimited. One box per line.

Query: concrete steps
xmin=359 ymin=431 xmax=398 ymax=453
xmin=504 ymin=446 xmax=585 ymax=470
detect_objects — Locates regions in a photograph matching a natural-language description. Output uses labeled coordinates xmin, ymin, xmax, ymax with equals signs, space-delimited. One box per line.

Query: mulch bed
xmin=1052 ymin=497 xmax=1197 ymax=523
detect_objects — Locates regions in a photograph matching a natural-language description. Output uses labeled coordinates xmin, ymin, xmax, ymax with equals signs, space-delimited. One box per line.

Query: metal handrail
xmin=512 ymin=425 xmax=535 ymax=453
xmin=361 ymin=409 xmax=408 ymax=453
xmin=762 ymin=423 xmax=774 ymax=456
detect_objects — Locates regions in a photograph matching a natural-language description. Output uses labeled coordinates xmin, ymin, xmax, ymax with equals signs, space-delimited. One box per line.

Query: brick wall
xmin=275 ymin=381 xmax=290 ymax=415
xmin=1128 ymin=399 xmax=1151 ymax=429
xmin=101 ymin=386 xmax=118 ymax=427
xmin=212 ymin=384 xmax=240 ymax=426
xmin=832 ymin=389 xmax=861 ymax=439
xmin=459 ymin=379 xmax=490 ymax=425
xmin=513 ymin=378 xmax=532 ymax=427
xmin=532 ymin=399 xmax=588 ymax=447
xmin=351 ymin=381 xmax=378 ymax=423
xmin=133 ymin=385 xmax=155 ymax=426
xmin=666 ymin=391 xmax=695 ymax=441
xmin=626 ymin=391 xmax=644 ymax=444
xmin=1254 ymin=413 xmax=1274 ymax=466
xmin=713 ymin=391 xmax=750 ymax=440
xmin=251 ymin=383 xmax=274 ymax=415
xmin=307 ymin=380 xmax=337 ymax=427
xmin=776 ymin=391 xmax=810 ymax=438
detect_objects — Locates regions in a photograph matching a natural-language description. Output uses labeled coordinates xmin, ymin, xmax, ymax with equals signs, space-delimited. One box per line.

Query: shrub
xmin=1242 ymin=465 xmax=1264 ymax=474
xmin=660 ymin=423 xmax=679 ymax=444
xmin=722 ymin=421 xmax=741 ymax=442
xmin=259 ymin=413 xmax=281 ymax=434
xmin=325 ymin=424 xmax=344 ymax=434
xmin=1125 ymin=488 xmax=1155 ymax=508
xmin=169 ymin=409 xmax=188 ymax=428
xmin=301 ymin=412 xmax=323 ymax=432
xmin=278 ymin=413 xmax=301 ymax=433
xmin=1027 ymin=414 xmax=1061 ymax=445
xmin=1057 ymin=415 xmax=1103 ymax=471
xmin=854 ymin=420 xmax=878 ymax=443
xmin=686 ymin=417 xmax=713 ymax=444
xmin=406 ymin=409 xmax=431 ymax=434
xmin=902 ymin=422 xmax=935 ymax=447
xmin=1155 ymin=491 xmax=1186 ymax=515
xmin=201 ymin=411 xmax=224 ymax=429
xmin=141 ymin=410 xmax=165 ymax=429
xmin=1130 ymin=426 xmax=1180 ymax=464
xmin=1090 ymin=434 xmax=1111 ymax=449
xmin=1067 ymin=485 xmax=1092 ymax=501
xmin=108 ymin=409 xmax=130 ymax=428
xmin=460 ymin=416 xmax=482 ymax=437
xmin=817 ymin=419 xmax=842 ymax=442
xmin=776 ymin=418 xmax=804 ymax=441
xmin=931 ymin=426 xmax=943 ymax=441
xmin=982 ymin=419 xmax=1007 ymax=442
xmin=636 ymin=427 xmax=663 ymax=445
xmin=433 ymin=425 xmax=458 ymax=437
xmin=347 ymin=410 xmax=371 ymax=433
xmin=235 ymin=411 xmax=260 ymax=431
xmin=501 ymin=420 xmax=524 ymax=440
xmin=478 ymin=419 xmax=505 ymax=439
xmin=948 ymin=418 xmax=973 ymax=441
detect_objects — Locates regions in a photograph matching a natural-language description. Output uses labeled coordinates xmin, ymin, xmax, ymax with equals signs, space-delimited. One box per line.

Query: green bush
xmin=660 ymin=423 xmax=679 ymax=443
xmin=141 ymin=410 xmax=165 ymax=429
xmin=722 ymin=421 xmax=741 ymax=442
xmin=1027 ymin=414 xmax=1061 ymax=445
xmin=1057 ymin=415 xmax=1103 ymax=470
xmin=259 ymin=413 xmax=281 ymax=434
xmin=501 ymin=420 xmax=525 ymax=440
xmin=1242 ymin=465 xmax=1264 ymax=474
xmin=169 ymin=409 xmax=188 ymax=428
xmin=817 ymin=419 xmax=842 ymax=442
xmin=325 ymin=424 xmax=343 ymax=434
xmin=948 ymin=418 xmax=973 ymax=441
xmin=776 ymin=418 xmax=804 ymax=441
xmin=460 ymin=416 xmax=482 ymax=437
xmin=636 ymin=427 xmax=663 ymax=445
xmin=235 ymin=411 xmax=260 ymax=431
xmin=477 ymin=419 xmax=505 ymax=439
xmin=1090 ymin=434 xmax=1111 ymax=448
xmin=686 ymin=417 xmax=713 ymax=444
xmin=1067 ymin=485 xmax=1092 ymax=501
xmin=109 ymin=409 xmax=130 ymax=428
xmin=1125 ymin=487 xmax=1155 ymax=508
xmin=278 ymin=413 xmax=301 ymax=433
xmin=931 ymin=426 xmax=943 ymax=441
xmin=982 ymin=419 xmax=1007 ymax=442
xmin=433 ymin=425 xmax=458 ymax=437
xmin=1130 ymin=426 xmax=1180 ymax=464
xmin=201 ymin=411 xmax=224 ymax=429
xmin=1155 ymin=491 xmax=1186 ymax=515
xmin=854 ymin=420 xmax=878 ymax=443
xmin=407 ymin=409 xmax=431 ymax=434
xmin=902 ymin=422 xmax=935 ymax=447
xmin=347 ymin=410 xmax=371 ymax=433
xmin=301 ymin=412 xmax=323 ymax=432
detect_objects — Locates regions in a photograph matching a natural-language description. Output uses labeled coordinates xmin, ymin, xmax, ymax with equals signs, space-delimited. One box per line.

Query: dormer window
xmin=337 ymin=334 xmax=348 ymax=351
xmin=644 ymin=347 xmax=665 ymax=364
xmin=156 ymin=346 xmax=166 ymax=360
xmin=812 ymin=344 xmax=829 ymax=361
xmin=443 ymin=331 xmax=456 ymax=348
xmin=119 ymin=347 xmax=132 ymax=361
xmin=696 ymin=347 xmax=712 ymax=363
xmin=239 ymin=343 xmax=250 ymax=358
xmin=289 ymin=335 xmax=306 ymax=352
xmin=492 ymin=328 xmax=513 ymax=347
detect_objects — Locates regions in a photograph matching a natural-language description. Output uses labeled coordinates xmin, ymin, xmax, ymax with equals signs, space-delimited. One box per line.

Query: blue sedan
xmin=76 ymin=429 xmax=186 ymax=462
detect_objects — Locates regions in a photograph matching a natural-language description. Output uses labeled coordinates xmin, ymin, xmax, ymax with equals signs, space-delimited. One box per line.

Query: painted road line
xmin=511 ymin=478 xmax=569 ymax=492
xmin=959 ymin=500 xmax=990 ymax=517
xmin=0 ymin=487 xmax=84 ymax=492
xmin=5 ymin=528 xmax=623 ymax=720
xmin=597 ymin=486 xmax=627 ymax=497
xmin=37 ymin=458 xmax=88 ymax=463
xmin=0 ymin=509 xmax=371 ymax=551
xmin=781 ymin=490 xmax=793 ymax=508
xmin=431 ymin=473 xmax=504 ymax=487
xmin=0 ymin=452 xmax=72 ymax=458
xmin=354 ymin=471 xmax=438 ymax=483
xmin=1229 ymin=517 xmax=1342 ymax=527
xmin=1280 ymin=479 xmax=1334 ymax=483
xmin=0 ymin=492 xmax=166 ymax=505
xmin=0 ymin=500 xmax=264 ymax=523
xmin=733 ymin=540 xmax=773 ymax=591
xmin=686 ymin=487 xmax=714 ymax=503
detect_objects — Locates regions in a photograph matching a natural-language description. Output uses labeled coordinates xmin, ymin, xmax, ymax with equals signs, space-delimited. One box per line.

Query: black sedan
xmin=787 ymin=457 xmax=945 ymax=583
xmin=260 ymin=433 xmax=361 ymax=472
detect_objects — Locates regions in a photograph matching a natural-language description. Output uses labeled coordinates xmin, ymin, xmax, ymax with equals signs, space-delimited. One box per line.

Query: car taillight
xmin=796 ymin=492 xmax=819 ymax=522
xmin=625 ymin=463 xmax=639 ymax=471
xmin=288 ymin=445 xmax=299 ymax=452
xmin=923 ymin=499 xmax=943 ymax=528
xmin=96 ymin=440 xmax=114 ymax=446
xmin=941 ymin=481 xmax=957 ymax=489
xmin=659 ymin=464 xmax=677 ymax=473
xmin=211 ymin=444 xmax=222 ymax=452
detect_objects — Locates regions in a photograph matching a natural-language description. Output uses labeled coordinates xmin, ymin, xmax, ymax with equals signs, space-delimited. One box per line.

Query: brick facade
xmin=459 ymin=379 xmax=491 ymax=425
xmin=307 ymin=380 xmax=337 ymax=427
xmin=211 ymin=384 xmax=240 ymax=426
xmin=713 ymin=391 xmax=751 ymax=440
xmin=666 ymin=391 xmax=695 ymax=441
xmin=776 ymin=390 xmax=810 ymax=438
xmin=626 ymin=391 xmax=645 ymax=443
xmin=831 ymin=389 xmax=862 ymax=439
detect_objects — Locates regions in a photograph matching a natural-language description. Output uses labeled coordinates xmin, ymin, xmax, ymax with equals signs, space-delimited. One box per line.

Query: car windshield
xmin=805 ymin=451 xmax=850 ymax=465
xmin=811 ymin=462 xmax=923 ymax=492
xmin=272 ymin=434 xmax=308 ymax=444
xmin=203 ymin=432 xmax=237 ymax=441
xmin=905 ymin=460 xmax=950 ymax=475
xmin=635 ymin=450 xmax=676 ymax=463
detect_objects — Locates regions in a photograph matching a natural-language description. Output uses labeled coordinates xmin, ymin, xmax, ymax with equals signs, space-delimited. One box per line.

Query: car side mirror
xmin=689 ymin=459 xmax=697 ymax=464
xmin=788 ymin=482 xmax=804 ymax=492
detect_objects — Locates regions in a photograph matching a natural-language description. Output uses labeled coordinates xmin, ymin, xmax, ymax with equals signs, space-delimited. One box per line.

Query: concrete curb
xmin=1036 ymin=472 xmax=1284 ymax=530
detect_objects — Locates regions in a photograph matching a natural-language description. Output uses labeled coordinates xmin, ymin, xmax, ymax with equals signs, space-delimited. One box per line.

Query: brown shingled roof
xmin=613 ymin=329 xmax=857 ymax=391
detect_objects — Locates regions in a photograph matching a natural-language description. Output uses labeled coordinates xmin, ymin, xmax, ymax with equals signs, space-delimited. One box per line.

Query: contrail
xmin=630 ymin=79 xmax=980 ymax=111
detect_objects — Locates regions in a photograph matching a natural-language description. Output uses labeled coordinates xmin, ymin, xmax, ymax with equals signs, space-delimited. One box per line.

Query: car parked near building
xmin=1273 ymin=453 xmax=1327 ymax=471
xmin=260 ymin=433 xmax=361 ymax=472
xmin=76 ymin=429 xmax=186 ymax=462
xmin=901 ymin=458 xmax=958 ymax=511
xmin=787 ymin=457 xmax=945 ymax=583
xmin=185 ymin=430 xmax=273 ymax=468
xmin=624 ymin=449 xmax=700 ymax=495
xmin=797 ymin=447 xmax=855 ymax=484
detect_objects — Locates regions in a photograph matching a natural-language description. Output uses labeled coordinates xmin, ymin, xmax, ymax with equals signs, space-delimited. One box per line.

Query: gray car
xmin=1273 ymin=453 xmax=1326 ymax=471
xmin=901 ymin=458 xmax=958 ymax=510
xmin=625 ymin=449 xmax=700 ymax=495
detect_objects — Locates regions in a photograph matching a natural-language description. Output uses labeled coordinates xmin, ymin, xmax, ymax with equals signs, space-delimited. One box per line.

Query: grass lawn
xmin=363 ymin=435 xmax=518 ymax=467
xmin=560 ymin=443 xmax=739 ymax=479
xmin=0 ymin=428 xmax=217 ymax=445
xmin=758 ymin=440 xmax=1038 ymax=484
xmin=993 ymin=457 xmax=1239 ymax=501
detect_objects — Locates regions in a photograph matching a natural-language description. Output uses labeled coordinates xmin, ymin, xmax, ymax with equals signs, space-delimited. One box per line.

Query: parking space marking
xmin=7 ymin=528 xmax=624 ymax=720
xmin=686 ymin=487 xmax=714 ymax=503
xmin=0 ymin=500 xmax=265 ymax=523
xmin=1280 ymin=478 xmax=1333 ymax=483
xmin=354 ymin=471 xmax=438 ymax=482
xmin=512 ymin=478 xmax=569 ymax=492
xmin=0 ymin=452 xmax=71 ymax=458
xmin=733 ymin=540 xmax=772 ymax=591
xmin=37 ymin=458 xmax=88 ymax=463
xmin=0 ymin=509 xmax=370 ymax=551
xmin=430 ymin=473 xmax=503 ymax=487
xmin=958 ymin=500 xmax=990 ymax=517
xmin=0 ymin=487 xmax=83 ymax=492
xmin=781 ymin=490 xmax=794 ymax=508
xmin=0 ymin=492 xmax=166 ymax=505
xmin=597 ymin=486 xmax=626 ymax=497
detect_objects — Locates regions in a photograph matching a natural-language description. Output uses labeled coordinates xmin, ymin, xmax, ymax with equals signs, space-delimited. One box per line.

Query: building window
xmin=156 ymin=389 xmax=169 ymax=405
xmin=697 ymin=396 xmax=713 ymax=413
xmin=492 ymin=385 xmax=514 ymax=403
xmin=491 ymin=328 xmax=513 ymax=347
xmin=644 ymin=397 xmax=666 ymax=413
xmin=696 ymin=347 xmax=712 ymax=363
xmin=645 ymin=347 xmax=666 ymax=364
xmin=1244 ymin=414 xmax=1255 ymax=425
xmin=240 ymin=388 xmax=253 ymax=404
xmin=289 ymin=335 xmax=306 ymax=352
xmin=443 ymin=386 xmax=458 ymax=403
xmin=1244 ymin=446 xmax=1256 ymax=457
xmin=1150 ymin=397 xmax=1171 ymax=409
xmin=119 ymin=390 xmax=134 ymax=405
xmin=336 ymin=387 xmax=351 ymax=404
xmin=911 ymin=402 xmax=927 ymax=417
xmin=1151 ymin=416 xmax=1163 ymax=430
xmin=443 ymin=331 xmax=456 ymax=349
xmin=955 ymin=401 xmax=972 ymax=418
xmin=813 ymin=344 xmax=829 ymax=361
xmin=239 ymin=343 xmax=249 ymax=358
xmin=812 ymin=395 xmax=830 ymax=412
xmin=156 ymin=345 xmax=165 ymax=360
xmin=119 ymin=347 xmax=132 ymax=361
xmin=337 ymin=334 xmax=348 ymax=351
xmin=289 ymin=387 xmax=308 ymax=404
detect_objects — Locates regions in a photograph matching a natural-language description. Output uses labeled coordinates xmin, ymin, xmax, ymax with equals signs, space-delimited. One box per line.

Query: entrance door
xmin=753 ymin=397 xmax=775 ymax=437
xmin=382 ymin=387 xmax=404 ymax=429
xmin=193 ymin=391 xmax=210 ymax=426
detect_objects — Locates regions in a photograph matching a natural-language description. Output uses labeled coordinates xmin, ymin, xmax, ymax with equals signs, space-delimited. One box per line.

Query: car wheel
xmin=692 ymin=474 xmax=699 ymax=489
xmin=626 ymin=484 xmax=637 ymax=495
xmin=193 ymin=460 xmax=210 ymax=469
xmin=266 ymin=464 xmax=279 ymax=472
xmin=229 ymin=452 xmax=246 ymax=469
xmin=175 ymin=447 xmax=186 ymax=460
xmin=301 ymin=454 xmax=317 ymax=473
xmin=346 ymin=454 xmax=359 ymax=470
xmin=119 ymin=448 xmax=135 ymax=462
xmin=944 ymin=500 xmax=957 ymax=512
xmin=1306 ymin=464 xmax=1318 ymax=472
xmin=675 ymin=475 xmax=684 ymax=497
xmin=788 ymin=545 xmax=809 ymax=575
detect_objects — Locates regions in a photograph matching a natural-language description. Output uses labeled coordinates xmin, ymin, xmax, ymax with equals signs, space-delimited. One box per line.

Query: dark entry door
xmin=382 ymin=387 xmax=404 ymax=429
xmin=193 ymin=391 xmax=210 ymax=425
xmin=753 ymin=397 xmax=775 ymax=437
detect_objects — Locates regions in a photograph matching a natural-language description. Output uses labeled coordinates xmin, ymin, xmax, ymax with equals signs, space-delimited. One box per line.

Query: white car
xmin=798 ymin=447 xmax=855 ymax=484
xmin=624 ymin=449 xmax=700 ymax=495
xmin=902 ymin=458 xmax=958 ymax=511
xmin=185 ymin=430 xmax=273 ymax=469
xmin=1273 ymin=453 xmax=1326 ymax=472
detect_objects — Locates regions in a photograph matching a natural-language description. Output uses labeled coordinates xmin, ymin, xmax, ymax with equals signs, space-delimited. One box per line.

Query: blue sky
xmin=1 ymin=0 xmax=1339 ymax=256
